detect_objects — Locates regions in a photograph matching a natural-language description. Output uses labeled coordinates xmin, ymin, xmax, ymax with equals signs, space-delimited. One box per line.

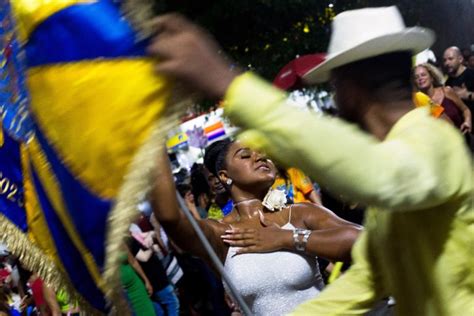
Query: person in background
xmin=26 ymin=273 xmax=51 ymax=315
xmin=129 ymin=232 xmax=180 ymax=316
xmin=190 ymin=163 xmax=212 ymax=212
xmin=120 ymin=242 xmax=156 ymax=316
xmin=0 ymin=287 xmax=10 ymax=316
xmin=443 ymin=46 xmax=474 ymax=126
xmin=468 ymin=54 xmax=474 ymax=70
xmin=461 ymin=48 xmax=472 ymax=66
xmin=148 ymin=214 xmax=184 ymax=287
xmin=176 ymin=183 xmax=205 ymax=219
xmin=413 ymin=63 xmax=472 ymax=134
xmin=204 ymin=141 xmax=234 ymax=221
xmin=163 ymin=178 xmax=232 ymax=315
xmin=272 ymin=166 xmax=322 ymax=204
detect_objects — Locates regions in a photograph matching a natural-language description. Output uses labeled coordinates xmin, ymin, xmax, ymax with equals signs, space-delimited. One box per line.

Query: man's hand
xmin=147 ymin=14 xmax=240 ymax=99
xmin=460 ymin=120 xmax=472 ymax=134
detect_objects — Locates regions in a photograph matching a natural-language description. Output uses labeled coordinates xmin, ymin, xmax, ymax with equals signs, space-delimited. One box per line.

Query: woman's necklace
xmin=233 ymin=199 xmax=262 ymax=222
xmin=233 ymin=198 xmax=261 ymax=207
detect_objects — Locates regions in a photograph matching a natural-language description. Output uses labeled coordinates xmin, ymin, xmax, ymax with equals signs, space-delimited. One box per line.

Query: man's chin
xmin=339 ymin=112 xmax=358 ymax=124
xmin=215 ymin=186 xmax=226 ymax=194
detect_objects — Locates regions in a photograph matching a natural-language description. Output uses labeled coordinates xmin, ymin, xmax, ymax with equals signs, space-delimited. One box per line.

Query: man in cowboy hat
xmin=148 ymin=6 xmax=473 ymax=316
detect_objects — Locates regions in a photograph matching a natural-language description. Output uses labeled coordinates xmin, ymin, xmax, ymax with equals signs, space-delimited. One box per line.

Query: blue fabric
xmin=0 ymin=0 xmax=33 ymax=141
xmin=30 ymin=167 xmax=107 ymax=312
xmin=25 ymin=0 xmax=148 ymax=67
xmin=33 ymin=125 xmax=111 ymax=269
xmin=0 ymin=129 xmax=27 ymax=231
xmin=152 ymin=285 xmax=179 ymax=316
xmin=221 ymin=199 xmax=234 ymax=216
xmin=153 ymin=302 xmax=164 ymax=316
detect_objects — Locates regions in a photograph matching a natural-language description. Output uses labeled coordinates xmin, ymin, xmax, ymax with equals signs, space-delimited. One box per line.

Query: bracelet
xmin=293 ymin=228 xmax=312 ymax=252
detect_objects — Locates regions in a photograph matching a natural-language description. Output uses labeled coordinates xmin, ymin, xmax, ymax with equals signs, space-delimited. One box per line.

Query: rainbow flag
xmin=204 ymin=121 xmax=226 ymax=141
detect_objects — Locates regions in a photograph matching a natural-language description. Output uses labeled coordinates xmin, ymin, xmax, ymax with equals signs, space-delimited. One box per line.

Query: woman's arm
xmin=127 ymin=248 xmax=153 ymax=296
xmin=293 ymin=204 xmax=361 ymax=261
xmin=306 ymin=190 xmax=322 ymax=205
xmin=42 ymin=283 xmax=61 ymax=316
xmin=135 ymin=249 xmax=153 ymax=262
xmin=151 ymin=149 xmax=227 ymax=261
xmin=222 ymin=204 xmax=361 ymax=262
xmin=445 ymin=86 xmax=472 ymax=134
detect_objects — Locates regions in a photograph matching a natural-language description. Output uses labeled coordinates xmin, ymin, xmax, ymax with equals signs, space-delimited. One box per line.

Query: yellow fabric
xmin=0 ymin=125 xmax=3 ymax=148
xmin=11 ymin=0 xmax=94 ymax=42
xmin=27 ymin=59 xmax=170 ymax=199
xmin=56 ymin=289 xmax=78 ymax=312
xmin=28 ymin=137 xmax=105 ymax=291
xmin=225 ymin=72 xmax=474 ymax=316
xmin=413 ymin=91 xmax=444 ymax=118
xmin=272 ymin=167 xmax=314 ymax=203
xmin=22 ymin=145 xmax=59 ymax=261
xmin=327 ymin=261 xmax=344 ymax=284
xmin=413 ymin=91 xmax=432 ymax=107
xmin=207 ymin=203 xmax=224 ymax=221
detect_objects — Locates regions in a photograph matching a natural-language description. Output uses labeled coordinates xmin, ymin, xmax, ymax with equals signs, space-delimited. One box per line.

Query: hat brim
xmin=303 ymin=27 xmax=435 ymax=84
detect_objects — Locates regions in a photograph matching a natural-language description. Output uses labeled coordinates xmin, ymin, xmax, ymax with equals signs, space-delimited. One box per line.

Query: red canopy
xmin=273 ymin=53 xmax=326 ymax=90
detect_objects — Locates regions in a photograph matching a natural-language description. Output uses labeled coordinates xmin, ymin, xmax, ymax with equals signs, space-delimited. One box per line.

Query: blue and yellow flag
xmin=1 ymin=0 xmax=176 ymax=313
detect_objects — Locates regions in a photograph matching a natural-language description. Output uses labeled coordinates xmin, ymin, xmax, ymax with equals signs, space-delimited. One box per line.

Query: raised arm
xmin=151 ymin=150 xmax=227 ymax=261
xmin=224 ymin=73 xmax=467 ymax=211
xmin=147 ymin=14 xmax=467 ymax=212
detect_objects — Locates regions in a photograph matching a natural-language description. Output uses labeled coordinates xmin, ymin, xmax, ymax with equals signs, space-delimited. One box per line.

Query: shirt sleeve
xmin=224 ymin=72 xmax=468 ymax=211
xmin=290 ymin=231 xmax=385 ymax=315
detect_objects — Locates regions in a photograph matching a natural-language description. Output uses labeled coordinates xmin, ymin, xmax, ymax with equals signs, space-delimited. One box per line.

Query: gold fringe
xmin=5 ymin=2 xmax=191 ymax=313
xmin=0 ymin=213 xmax=105 ymax=315
xmin=103 ymin=89 xmax=192 ymax=313
xmin=121 ymin=0 xmax=157 ymax=40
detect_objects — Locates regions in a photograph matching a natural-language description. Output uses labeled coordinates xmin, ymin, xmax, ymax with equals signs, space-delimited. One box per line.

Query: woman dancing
xmin=152 ymin=140 xmax=361 ymax=315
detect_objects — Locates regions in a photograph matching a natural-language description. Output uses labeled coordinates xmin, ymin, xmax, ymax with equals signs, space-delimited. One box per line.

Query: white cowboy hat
xmin=304 ymin=6 xmax=435 ymax=84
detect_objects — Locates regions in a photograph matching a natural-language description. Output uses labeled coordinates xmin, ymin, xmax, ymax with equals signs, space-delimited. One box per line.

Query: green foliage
xmin=155 ymin=0 xmax=337 ymax=79
xmin=153 ymin=0 xmax=427 ymax=110
xmin=155 ymin=0 xmax=427 ymax=80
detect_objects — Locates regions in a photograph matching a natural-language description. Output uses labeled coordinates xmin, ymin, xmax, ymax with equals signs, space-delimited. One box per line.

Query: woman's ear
xmin=218 ymin=170 xmax=228 ymax=184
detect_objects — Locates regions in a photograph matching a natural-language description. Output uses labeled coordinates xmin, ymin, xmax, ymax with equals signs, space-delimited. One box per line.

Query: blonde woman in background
xmin=413 ymin=63 xmax=472 ymax=134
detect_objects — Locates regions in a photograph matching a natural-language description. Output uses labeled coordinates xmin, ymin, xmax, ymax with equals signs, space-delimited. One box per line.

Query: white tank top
xmin=223 ymin=209 xmax=324 ymax=315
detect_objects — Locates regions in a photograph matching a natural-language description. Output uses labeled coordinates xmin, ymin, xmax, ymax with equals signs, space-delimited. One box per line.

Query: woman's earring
xmin=226 ymin=179 xmax=233 ymax=185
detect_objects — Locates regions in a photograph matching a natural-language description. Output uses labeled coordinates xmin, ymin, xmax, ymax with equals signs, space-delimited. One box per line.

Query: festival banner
xmin=0 ymin=0 xmax=182 ymax=313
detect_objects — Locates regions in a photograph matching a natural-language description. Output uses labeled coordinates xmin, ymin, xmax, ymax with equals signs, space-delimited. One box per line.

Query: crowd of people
xmin=1 ymin=4 xmax=472 ymax=316
xmin=0 ymin=253 xmax=80 ymax=316
xmin=145 ymin=5 xmax=472 ymax=316
xmin=413 ymin=46 xmax=474 ymax=148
